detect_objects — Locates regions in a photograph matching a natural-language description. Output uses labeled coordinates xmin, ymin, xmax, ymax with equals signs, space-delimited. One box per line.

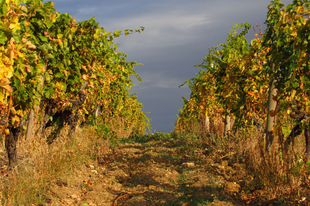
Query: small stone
xmin=90 ymin=170 xmax=98 ymax=174
xmin=182 ymin=162 xmax=195 ymax=168
xmin=70 ymin=194 xmax=78 ymax=199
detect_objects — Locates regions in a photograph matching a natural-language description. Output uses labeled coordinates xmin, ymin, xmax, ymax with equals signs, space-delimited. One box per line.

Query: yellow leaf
xmin=291 ymin=90 xmax=296 ymax=99
xmin=9 ymin=37 xmax=14 ymax=45
xmin=26 ymin=42 xmax=36 ymax=50
xmin=90 ymin=74 xmax=96 ymax=79
xmin=0 ymin=92 xmax=4 ymax=102
xmin=291 ymin=31 xmax=297 ymax=37
xmin=52 ymin=15 xmax=56 ymax=23
xmin=287 ymin=109 xmax=292 ymax=115
xmin=1 ymin=85 xmax=13 ymax=93
xmin=89 ymin=81 xmax=94 ymax=88
xmin=71 ymin=27 xmax=77 ymax=33
xmin=82 ymin=74 xmax=88 ymax=80
xmin=9 ymin=49 xmax=14 ymax=60
xmin=21 ymin=37 xmax=28 ymax=44
xmin=25 ymin=65 xmax=31 ymax=73
xmin=58 ymin=39 xmax=63 ymax=46
xmin=16 ymin=109 xmax=23 ymax=116
xmin=12 ymin=115 xmax=20 ymax=127
xmin=10 ymin=107 xmax=16 ymax=115
xmin=9 ymin=17 xmax=20 ymax=32
xmin=83 ymin=108 xmax=89 ymax=115
xmin=81 ymin=65 xmax=87 ymax=71
xmin=17 ymin=48 xmax=24 ymax=58
xmin=56 ymin=82 xmax=64 ymax=91
xmin=0 ymin=78 xmax=11 ymax=86
xmin=0 ymin=78 xmax=13 ymax=93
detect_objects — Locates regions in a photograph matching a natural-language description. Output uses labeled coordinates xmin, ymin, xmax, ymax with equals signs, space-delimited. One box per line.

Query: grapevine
xmin=0 ymin=0 xmax=150 ymax=165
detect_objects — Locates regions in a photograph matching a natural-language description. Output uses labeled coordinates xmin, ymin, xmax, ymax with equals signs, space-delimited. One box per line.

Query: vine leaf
xmin=0 ymin=78 xmax=13 ymax=93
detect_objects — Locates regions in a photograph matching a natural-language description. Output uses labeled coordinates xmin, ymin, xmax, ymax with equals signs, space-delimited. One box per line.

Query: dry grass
xmin=0 ymin=125 xmax=110 ymax=205
xmin=179 ymin=116 xmax=310 ymax=204
xmin=0 ymin=115 xmax=134 ymax=205
xmin=242 ymin=129 xmax=310 ymax=202
xmin=0 ymin=114 xmax=309 ymax=205
xmin=109 ymin=115 xmax=135 ymax=139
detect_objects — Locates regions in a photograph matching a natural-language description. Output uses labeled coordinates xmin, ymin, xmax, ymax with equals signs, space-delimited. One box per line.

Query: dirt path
xmin=46 ymin=136 xmax=252 ymax=206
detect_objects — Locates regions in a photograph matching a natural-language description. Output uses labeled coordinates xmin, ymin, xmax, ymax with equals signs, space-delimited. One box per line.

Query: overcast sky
xmin=45 ymin=0 xmax=292 ymax=133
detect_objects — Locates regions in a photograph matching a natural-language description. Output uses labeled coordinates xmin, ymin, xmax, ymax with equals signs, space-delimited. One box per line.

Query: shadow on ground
xmin=108 ymin=135 xmax=245 ymax=206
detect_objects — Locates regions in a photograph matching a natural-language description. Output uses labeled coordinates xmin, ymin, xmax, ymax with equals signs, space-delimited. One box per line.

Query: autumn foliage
xmin=0 ymin=0 xmax=150 ymax=165
xmin=175 ymin=0 xmax=310 ymax=202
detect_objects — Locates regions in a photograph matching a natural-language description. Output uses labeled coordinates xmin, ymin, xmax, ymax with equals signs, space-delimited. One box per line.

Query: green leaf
xmin=12 ymin=32 xmax=21 ymax=44
xmin=15 ymin=0 xmax=24 ymax=4
xmin=301 ymin=76 xmax=309 ymax=84
xmin=2 ymin=3 xmax=7 ymax=15
xmin=39 ymin=33 xmax=48 ymax=42
xmin=28 ymin=54 xmax=38 ymax=61
xmin=13 ymin=77 xmax=21 ymax=90
xmin=16 ymin=95 xmax=21 ymax=102
xmin=287 ymin=55 xmax=298 ymax=62
xmin=45 ymin=90 xmax=51 ymax=98
xmin=36 ymin=82 xmax=42 ymax=91
xmin=46 ymin=43 xmax=53 ymax=50
xmin=0 ymin=0 xmax=4 ymax=8
xmin=0 ymin=31 xmax=7 ymax=44
xmin=44 ymin=73 xmax=51 ymax=83
xmin=292 ymin=81 xmax=299 ymax=89
xmin=45 ymin=54 xmax=54 ymax=59
xmin=34 ymin=98 xmax=39 ymax=105
xmin=286 ymin=4 xmax=293 ymax=12
xmin=48 ymin=87 xmax=55 ymax=97
xmin=38 ymin=44 xmax=48 ymax=53
xmin=45 ymin=21 xmax=53 ymax=29
xmin=55 ymin=72 xmax=64 ymax=78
